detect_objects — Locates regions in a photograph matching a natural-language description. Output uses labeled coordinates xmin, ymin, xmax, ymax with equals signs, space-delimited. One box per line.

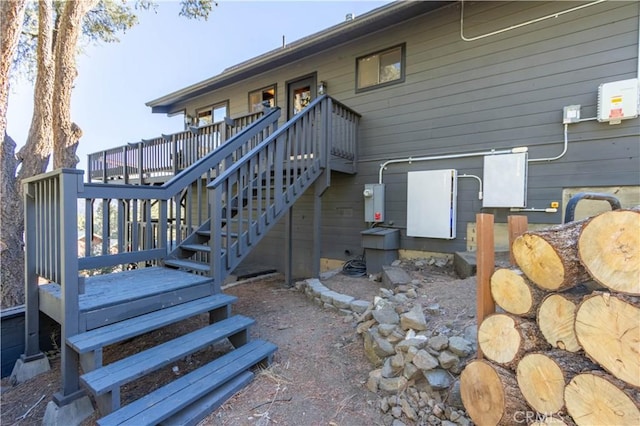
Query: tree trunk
xmin=565 ymin=371 xmax=640 ymax=426
xmin=512 ymin=219 xmax=591 ymax=291
xmin=516 ymin=350 xmax=599 ymax=415
xmin=578 ymin=209 xmax=640 ymax=295
xmin=574 ymin=292 xmax=640 ymax=387
xmin=537 ymin=292 xmax=586 ymax=352
xmin=0 ymin=0 xmax=27 ymax=139
xmin=460 ymin=359 xmax=530 ymax=426
xmin=1 ymin=0 xmax=55 ymax=308
xmin=531 ymin=417 xmax=576 ymax=426
xmin=0 ymin=134 xmax=24 ymax=308
xmin=52 ymin=0 xmax=97 ymax=169
xmin=491 ymin=268 xmax=547 ymax=318
xmin=478 ymin=313 xmax=549 ymax=371
xmin=0 ymin=0 xmax=28 ymax=308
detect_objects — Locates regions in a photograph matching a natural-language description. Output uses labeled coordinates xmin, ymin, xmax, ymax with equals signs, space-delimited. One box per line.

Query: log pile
xmin=461 ymin=208 xmax=640 ymax=426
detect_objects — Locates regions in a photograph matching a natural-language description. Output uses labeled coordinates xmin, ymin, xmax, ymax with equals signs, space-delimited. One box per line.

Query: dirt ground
xmin=0 ymin=258 xmax=495 ymax=426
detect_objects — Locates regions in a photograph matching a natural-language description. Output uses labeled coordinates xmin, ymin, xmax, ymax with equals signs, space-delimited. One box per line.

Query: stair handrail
xmin=207 ymin=96 xmax=332 ymax=289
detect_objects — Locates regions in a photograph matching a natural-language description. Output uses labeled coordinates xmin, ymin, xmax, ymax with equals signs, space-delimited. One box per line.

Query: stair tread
xmin=82 ymin=315 xmax=255 ymax=395
xmin=180 ymin=244 xmax=212 ymax=253
xmin=67 ymin=294 xmax=236 ymax=353
xmin=164 ymin=258 xmax=210 ymax=272
xmin=96 ymin=340 xmax=276 ymax=426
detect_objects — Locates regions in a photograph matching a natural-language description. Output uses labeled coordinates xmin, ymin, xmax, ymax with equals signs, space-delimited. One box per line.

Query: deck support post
xmin=476 ymin=213 xmax=495 ymax=359
xmin=312 ymin=170 xmax=330 ymax=278
xmin=284 ymin=207 xmax=293 ymax=286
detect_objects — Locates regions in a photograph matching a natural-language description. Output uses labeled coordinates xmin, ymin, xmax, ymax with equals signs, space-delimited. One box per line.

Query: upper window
xmin=196 ymin=101 xmax=228 ymax=126
xmin=249 ymin=85 xmax=276 ymax=112
xmin=356 ymin=44 xmax=405 ymax=92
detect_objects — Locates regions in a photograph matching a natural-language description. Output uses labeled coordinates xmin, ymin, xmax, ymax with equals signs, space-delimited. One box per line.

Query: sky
xmin=6 ymin=0 xmax=389 ymax=174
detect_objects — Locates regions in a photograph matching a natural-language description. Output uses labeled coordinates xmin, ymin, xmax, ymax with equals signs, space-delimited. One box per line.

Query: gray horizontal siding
xmin=185 ymin=1 xmax=638 ymax=274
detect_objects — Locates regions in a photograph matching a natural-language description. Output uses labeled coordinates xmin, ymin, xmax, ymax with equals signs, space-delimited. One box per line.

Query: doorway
xmin=287 ymin=74 xmax=316 ymax=119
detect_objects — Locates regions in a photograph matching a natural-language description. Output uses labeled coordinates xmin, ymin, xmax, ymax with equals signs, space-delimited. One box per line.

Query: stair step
xmin=97 ymin=340 xmax=277 ymax=426
xmin=160 ymin=371 xmax=254 ymax=426
xmin=81 ymin=315 xmax=255 ymax=396
xmin=164 ymin=258 xmax=210 ymax=273
xmin=67 ymin=294 xmax=236 ymax=355
xmin=180 ymin=244 xmax=211 ymax=253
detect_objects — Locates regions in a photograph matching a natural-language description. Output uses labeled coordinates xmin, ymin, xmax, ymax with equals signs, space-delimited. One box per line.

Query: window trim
xmin=195 ymin=100 xmax=229 ymax=127
xmin=248 ymin=83 xmax=277 ymax=113
xmin=355 ymin=43 xmax=406 ymax=93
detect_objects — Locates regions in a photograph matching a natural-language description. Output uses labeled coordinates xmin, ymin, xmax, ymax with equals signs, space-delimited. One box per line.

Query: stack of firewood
xmin=460 ymin=208 xmax=640 ymax=425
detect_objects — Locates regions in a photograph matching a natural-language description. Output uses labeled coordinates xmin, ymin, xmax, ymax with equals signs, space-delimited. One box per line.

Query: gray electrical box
xmin=364 ymin=183 xmax=385 ymax=222
xmin=483 ymin=153 xmax=528 ymax=208
xmin=361 ymin=228 xmax=400 ymax=275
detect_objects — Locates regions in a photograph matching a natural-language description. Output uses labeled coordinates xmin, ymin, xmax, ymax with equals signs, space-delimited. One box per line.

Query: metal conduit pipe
xmin=460 ymin=0 xmax=607 ymax=42
xmin=528 ymin=124 xmax=569 ymax=163
xmin=458 ymin=174 xmax=483 ymax=200
xmin=378 ymin=147 xmax=527 ymax=184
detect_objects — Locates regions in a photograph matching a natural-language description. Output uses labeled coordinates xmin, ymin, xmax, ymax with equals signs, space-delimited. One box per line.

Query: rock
xmin=372 ymin=307 xmax=400 ymax=325
xmin=425 ymin=303 xmax=441 ymax=314
xmin=463 ymin=324 xmax=478 ymax=345
xmin=428 ymin=335 xmax=449 ymax=351
xmin=379 ymin=397 xmax=390 ymax=413
xmin=414 ymin=260 xmax=426 ymax=268
xmin=434 ymin=258 xmax=449 ymax=268
xmin=356 ymin=319 xmax=376 ymax=335
xmin=382 ymin=358 xmax=396 ymax=378
xmin=305 ymin=278 xmax=330 ymax=297
xmin=427 ymin=415 xmax=440 ymax=425
xmin=412 ymin=349 xmax=439 ymax=371
xmin=403 ymin=362 xmax=420 ymax=380
xmin=350 ymin=299 xmax=371 ymax=314
xmin=456 ymin=416 xmax=472 ymax=426
xmin=391 ymin=406 xmax=403 ymax=418
xmin=448 ymin=336 xmax=473 ymax=357
xmin=391 ymin=259 xmax=402 ymax=267
xmin=378 ymin=323 xmax=396 ymax=337
xmin=449 ymin=410 xmax=461 ymax=421
xmin=379 ymin=376 xmax=408 ymax=394
xmin=441 ymin=421 xmax=457 ymax=426
xmin=424 ymin=369 xmax=452 ymax=390
xmin=367 ymin=369 xmax=382 ymax=392
xmin=401 ymin=398 xmax=418 ymax=421
xmin=392 ymin=293 xmax=410 ymax=304
xmin=400 ymin=305 xmax=428 ymax=331
xmin=392 ymin=419 xmax=407 ymax=426
xmin=447 ymin=380 xmax=464 ymax=409
xmin=433 ymin=402 xmax=445 ymax=418
xmin=382 ymin=265 xmax=412 ymax=289
xmin=438 ymin=350 xmax=459 ymax=370
xmin=379 ymin=288 xmax=395 ymax=298
xmin=396 ymin=337 xmax=428 ymax=352
xmin=406 ymin=288 xmax=417 ymax=298
xmin=390 ymin=353 xmax=404 ymax=369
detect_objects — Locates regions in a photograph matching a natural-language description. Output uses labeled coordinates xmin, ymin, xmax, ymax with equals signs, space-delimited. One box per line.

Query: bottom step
xmin=97 ymin=339 xmax=277 ymax=426
xmin=160 ymin=371 xmax=254 ymax=426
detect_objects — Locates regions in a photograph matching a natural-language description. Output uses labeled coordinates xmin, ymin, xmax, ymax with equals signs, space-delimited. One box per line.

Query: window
xmin=196 ymin=101 xmax=228 ymax=126
xmin=356 ymin=44 xmax=405 ymax=91
xmin=249 ymin=85 xmax=276 ymax=112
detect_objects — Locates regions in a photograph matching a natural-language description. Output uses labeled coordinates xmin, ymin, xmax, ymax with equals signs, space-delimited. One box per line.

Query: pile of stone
xmin=358 ymin=282 xmax=475 ymax=426
xmin=296 ymin=265 xmax=477 ymax=426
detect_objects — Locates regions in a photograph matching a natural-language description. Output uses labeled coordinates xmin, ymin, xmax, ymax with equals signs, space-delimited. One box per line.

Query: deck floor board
xmin=39 ymin=267 xmax=213 ymax=313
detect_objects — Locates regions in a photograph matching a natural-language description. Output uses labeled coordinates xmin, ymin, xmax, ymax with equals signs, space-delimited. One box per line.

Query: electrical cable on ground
xmin=342 ymin=254 xmax=367 ymax=277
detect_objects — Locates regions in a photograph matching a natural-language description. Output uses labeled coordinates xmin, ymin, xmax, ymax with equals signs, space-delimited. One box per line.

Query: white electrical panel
xmin=597 ymin=78 xmax=639 ymax=124
xmin=407 ymin=169 xmax=457 ymax=239
xmin=483 ymin=152 xmax=528 ymax=208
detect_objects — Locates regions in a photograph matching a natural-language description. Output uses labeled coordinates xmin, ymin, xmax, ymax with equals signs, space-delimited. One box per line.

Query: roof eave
xmin=146 ymin=1 xmax=453 ymax=113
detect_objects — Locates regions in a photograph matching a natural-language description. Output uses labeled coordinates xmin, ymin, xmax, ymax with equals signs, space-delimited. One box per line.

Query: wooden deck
xmin=39 ymin=267 xmax=215 ymax=331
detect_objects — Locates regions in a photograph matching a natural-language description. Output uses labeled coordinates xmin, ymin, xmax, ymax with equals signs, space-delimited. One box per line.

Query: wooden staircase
xmin=22 ymin=96 xmax=360 ymax=425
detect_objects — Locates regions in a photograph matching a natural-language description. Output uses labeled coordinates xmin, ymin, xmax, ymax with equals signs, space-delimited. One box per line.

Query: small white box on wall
xmin=597 ymin=78 xmax=639 ymax=125
xmin=407 ymin=169 xmax=457 ymax=239
xmin=483 ymin=152 xmax=528 ymax=208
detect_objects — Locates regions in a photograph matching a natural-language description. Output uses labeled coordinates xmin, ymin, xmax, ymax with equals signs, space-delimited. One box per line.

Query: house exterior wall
xmin=174 ymin=1 xmax=640 ymax=278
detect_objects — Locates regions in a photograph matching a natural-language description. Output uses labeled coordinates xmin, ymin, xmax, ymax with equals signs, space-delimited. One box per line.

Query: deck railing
xmin=87 ymin=111 xmax=263 ymax=183
xmin=208 ymin=95 xmax=358 ymax=289
xmin=22 ymin=96 xmax=359 ymax=396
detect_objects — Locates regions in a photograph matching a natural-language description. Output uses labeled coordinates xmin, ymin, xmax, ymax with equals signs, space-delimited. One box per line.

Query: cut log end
xmin=575 ymin=293 xmax=640 ymax=387
xmin=565 ymin=373 xmax=640 ymax=426
xmin=516 ymin=353 xmax=566 ymax=414
xmin=461 ymin=360 xmax=528 ymax=426
xmin=513 ymin=234 xmax=565 ymax=290
xmin=491 ymin=268 xmax=545 ymax=318
xmin=537 ymin=294 xmax=581 ymax=352
xmin=578 ymin=209 xmax=640 ymax=295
